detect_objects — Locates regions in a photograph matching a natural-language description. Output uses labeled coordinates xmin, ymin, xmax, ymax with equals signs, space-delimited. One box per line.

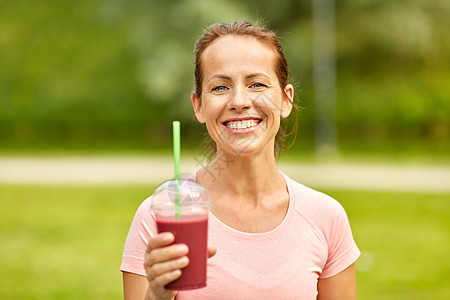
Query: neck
xmin=197 ymin=147 xmax=282 ymax=200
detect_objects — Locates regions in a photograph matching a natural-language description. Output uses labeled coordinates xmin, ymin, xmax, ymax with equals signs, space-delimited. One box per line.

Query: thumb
xmin=207 ymin=247 xmax=217 ymax=258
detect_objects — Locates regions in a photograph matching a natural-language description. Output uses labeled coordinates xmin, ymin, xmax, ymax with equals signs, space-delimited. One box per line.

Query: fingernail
xmin=177 ymin=245 xmax=188 ymax=254
xmin=162 ymin=233 xmax=173 ymax=242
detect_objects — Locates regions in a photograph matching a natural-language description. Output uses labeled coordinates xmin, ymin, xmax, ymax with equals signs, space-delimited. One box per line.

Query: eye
xmin=249 ymin=82 xmax=267 ymax=89
xmin=212 ymin=85 xmax=228 ymax=92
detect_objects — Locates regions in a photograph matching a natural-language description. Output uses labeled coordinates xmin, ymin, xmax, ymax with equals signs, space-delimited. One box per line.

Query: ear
xmin=191 ymin=92 xmax=206 ymax=123
xmin=281 ymin=84 xmax=294 ymax=118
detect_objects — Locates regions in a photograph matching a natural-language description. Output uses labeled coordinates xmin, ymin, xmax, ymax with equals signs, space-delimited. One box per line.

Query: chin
xmin=222 ymin=143 xmax=273 ymax=158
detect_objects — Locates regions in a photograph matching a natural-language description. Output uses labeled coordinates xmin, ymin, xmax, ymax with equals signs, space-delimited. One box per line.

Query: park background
xmin=0 ymin=0 xmax=449 ymax=299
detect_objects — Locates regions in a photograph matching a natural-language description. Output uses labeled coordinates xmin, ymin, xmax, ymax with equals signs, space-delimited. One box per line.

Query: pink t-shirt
xmin=121 ymin=174 xmax=360 ymax=299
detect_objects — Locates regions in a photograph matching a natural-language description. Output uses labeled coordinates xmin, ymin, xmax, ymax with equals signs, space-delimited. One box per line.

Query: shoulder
xmin=126 ymin=193 xmax=157 ymax=237
xmin=134 ymin=194 xmax=154 ymax=217
xmin=285 ymin=175 xmax=351 ymax=241
xmin=284 ymin=175 xmax=360 ymax=277
xmin=286 ymin=175 xmax=345 ymax=218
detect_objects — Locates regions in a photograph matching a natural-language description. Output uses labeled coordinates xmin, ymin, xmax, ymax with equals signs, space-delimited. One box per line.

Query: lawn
xmin=0 ymin=184 xmax=448 ymax=299
xmin=330 ymin=190 xmax=450 ymax=300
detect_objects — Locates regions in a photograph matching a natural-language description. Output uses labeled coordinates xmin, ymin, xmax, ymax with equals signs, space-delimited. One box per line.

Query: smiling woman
xmin=121 ymin=21 xmax=360 ymax=300
xmin=193 ymin=22 xmax=298 ymax=158
xmin=191 ymin=34 xmax=294 ymax=158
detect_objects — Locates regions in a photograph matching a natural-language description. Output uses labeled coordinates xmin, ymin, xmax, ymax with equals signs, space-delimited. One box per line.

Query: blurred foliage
xmin=0 ymin=0 xmax=449 ymax=153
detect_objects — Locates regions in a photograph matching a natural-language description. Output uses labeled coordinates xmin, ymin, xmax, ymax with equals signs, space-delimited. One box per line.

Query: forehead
xmin=201 ymin=35 xmax=276 ymax=77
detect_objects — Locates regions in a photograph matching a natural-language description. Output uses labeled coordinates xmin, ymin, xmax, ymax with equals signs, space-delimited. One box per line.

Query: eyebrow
xmin=207 ymin=74 xmax=231 ymax=83
xmin=245 ymin=72 xmax=270 ymax=80
xmin=207 ymin=73 xmax=270 ymax=83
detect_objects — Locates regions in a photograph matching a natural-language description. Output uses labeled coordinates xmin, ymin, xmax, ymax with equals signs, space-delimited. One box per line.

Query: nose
xmin=228 ymin=86 xmax=252 ymax=111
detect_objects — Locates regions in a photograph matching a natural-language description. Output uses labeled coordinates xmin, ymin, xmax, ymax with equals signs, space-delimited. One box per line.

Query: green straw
xmin=173 ymin=121 xmax=181 ymax=217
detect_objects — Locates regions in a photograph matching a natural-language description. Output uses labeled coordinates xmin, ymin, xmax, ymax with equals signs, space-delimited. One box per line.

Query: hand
xmin=144 ymin=233 xmax=217 ymax=300
xmin=144 ymin=232 xmax=187 ymax=300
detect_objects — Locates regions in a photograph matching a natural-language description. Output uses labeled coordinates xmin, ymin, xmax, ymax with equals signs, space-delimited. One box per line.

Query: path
xmin=0 ymin=156 xmax=449 ymax=193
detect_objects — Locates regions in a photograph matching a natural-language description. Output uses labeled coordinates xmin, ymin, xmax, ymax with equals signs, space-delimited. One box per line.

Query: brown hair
xmin=193 ymin=21 xmax=298 ymax=158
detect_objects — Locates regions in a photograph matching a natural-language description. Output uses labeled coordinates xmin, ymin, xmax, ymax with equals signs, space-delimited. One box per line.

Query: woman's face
xmin=191 ymin=35 xmax=293 ymax=157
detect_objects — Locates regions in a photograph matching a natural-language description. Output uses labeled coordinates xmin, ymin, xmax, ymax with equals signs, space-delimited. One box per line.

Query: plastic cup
xmin=151 ymin=179 xmax=210 ymax=290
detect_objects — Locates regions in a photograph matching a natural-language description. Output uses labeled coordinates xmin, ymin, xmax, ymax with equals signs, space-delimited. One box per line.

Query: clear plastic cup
xmin=151 ymin=179 xmax=210 ymax=290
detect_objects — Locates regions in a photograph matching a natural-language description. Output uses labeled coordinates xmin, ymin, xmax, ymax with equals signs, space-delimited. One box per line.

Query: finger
xmin=146 ymin=233 xmax=175 ymax=254
xmin=147 ymin=255 xmax=189 ymax=281
xmin=150 ymin=270 xmax=182 ymax=298
xmin=146 ymin=243 xmax=189 ymax=267
xmin=207 ymin=247 xmax=217 ymax=258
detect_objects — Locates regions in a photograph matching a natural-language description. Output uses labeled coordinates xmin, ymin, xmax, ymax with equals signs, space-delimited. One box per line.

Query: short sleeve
xmin=320 ymin=201 xmax=360 ymax=278
xmin=120 ymin=197 xmax=156 ymax=276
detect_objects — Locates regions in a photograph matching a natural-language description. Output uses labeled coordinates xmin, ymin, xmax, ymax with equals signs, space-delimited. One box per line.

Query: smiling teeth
xmin=226 ymin=120 xmax=259 ymax=129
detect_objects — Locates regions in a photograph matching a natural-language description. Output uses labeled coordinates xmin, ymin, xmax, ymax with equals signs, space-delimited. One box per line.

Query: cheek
xmin=254 ymin=93 xmax=283 ymax=117
xmin=204 ymin=96 xmax=227 ymax=116
xmin=201 ymin=105 xmax=220 ymax=125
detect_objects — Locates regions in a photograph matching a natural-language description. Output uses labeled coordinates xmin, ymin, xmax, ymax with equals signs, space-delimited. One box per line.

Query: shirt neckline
xmin=195 ymin=171 xmax=295 ymax=241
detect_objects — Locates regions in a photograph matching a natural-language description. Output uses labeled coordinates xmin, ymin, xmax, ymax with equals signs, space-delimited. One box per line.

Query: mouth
xmin=222 ymin=118 xmax=262 ymax=130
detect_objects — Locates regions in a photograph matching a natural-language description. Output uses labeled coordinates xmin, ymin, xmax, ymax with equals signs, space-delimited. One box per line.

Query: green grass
xmin=327 ymin=189 xmax=450 ymax=300
xmin=0 ymin=184 xmax=154 ymax=300
xmin=0 ymin=185 xmax=449 ymax=299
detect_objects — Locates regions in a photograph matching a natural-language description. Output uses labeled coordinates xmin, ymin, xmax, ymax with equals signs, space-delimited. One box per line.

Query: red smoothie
xmin=156 ymin=213 xmax=208 ymax=290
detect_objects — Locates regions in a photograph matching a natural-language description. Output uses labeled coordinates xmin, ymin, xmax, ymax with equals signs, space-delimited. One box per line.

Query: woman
xmin=121 ymin=21 xmax=360 ymax=300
